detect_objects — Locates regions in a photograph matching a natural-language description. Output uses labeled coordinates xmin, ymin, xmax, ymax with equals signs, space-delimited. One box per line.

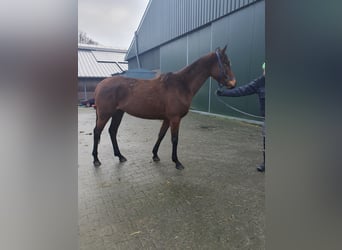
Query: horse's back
xmin=94 ymin=76 xmax=161 ymax=116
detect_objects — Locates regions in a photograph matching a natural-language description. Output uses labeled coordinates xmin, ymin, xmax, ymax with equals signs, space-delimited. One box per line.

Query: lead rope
xmin=215 ymin=89 xmax=265 ymax=119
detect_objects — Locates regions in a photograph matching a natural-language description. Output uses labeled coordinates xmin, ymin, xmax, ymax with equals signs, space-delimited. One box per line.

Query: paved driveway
xmin=78 ymin=107 xmax=265 ymax=249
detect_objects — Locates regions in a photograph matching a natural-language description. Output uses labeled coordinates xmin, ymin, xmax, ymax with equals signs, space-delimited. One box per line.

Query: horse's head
xmin=211 ymin=45 xmax=236 ymax=89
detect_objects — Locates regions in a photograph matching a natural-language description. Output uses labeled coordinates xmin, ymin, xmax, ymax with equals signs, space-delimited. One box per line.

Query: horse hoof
xmin=175 ymin=163 xmax=184 ymax=170
xmin=153 ymin=155 xmax=160 ymax=162
xmin=119 ymin=156 xmax=127 ymax=162
xmin=93 ymin=161 xmax=101 ymax=167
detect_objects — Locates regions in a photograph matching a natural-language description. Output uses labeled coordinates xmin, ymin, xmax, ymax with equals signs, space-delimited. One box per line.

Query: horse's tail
xmin=94 ymin=104 xmax=100 ymax=144
xmin=93 ymin=98 xmax=97 ymax=109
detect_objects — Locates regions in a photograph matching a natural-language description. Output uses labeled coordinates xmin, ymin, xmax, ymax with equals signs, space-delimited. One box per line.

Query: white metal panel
xmin=78 ymin=47 xmax=127 ymax=78
xmin=91 ymin=50 xmax=126 ymax=63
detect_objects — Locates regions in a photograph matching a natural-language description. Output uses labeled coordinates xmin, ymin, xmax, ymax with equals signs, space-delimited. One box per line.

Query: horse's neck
xmin=176 ymin=54 xmax=214 ymax=96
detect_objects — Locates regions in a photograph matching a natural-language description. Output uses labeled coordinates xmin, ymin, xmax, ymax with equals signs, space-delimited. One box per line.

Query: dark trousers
xmin=263 ymin=136 xmax=265 ymax=166
xmin=262 ymin=122 xmax=265 ymax=166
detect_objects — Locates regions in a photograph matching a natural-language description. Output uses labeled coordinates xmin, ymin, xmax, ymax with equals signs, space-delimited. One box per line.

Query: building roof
xmin=78 ymin=43 xmax=128 ymax=78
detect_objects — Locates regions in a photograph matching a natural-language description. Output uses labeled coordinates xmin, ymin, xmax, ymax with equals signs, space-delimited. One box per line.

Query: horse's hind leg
xmin=152 ymin=119 xmax=169 ymax=161
xmin=109 ymin=110 xmax=127 ymax=163
xmin=92 ymin=113 xmax=110 ymax=167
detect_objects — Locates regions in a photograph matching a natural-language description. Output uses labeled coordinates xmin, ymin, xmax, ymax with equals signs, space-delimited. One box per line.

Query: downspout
xmin=134 ymin=31 xmax=141 ymax=69
xmin=209 ymin=23 xmax=213 ymax=113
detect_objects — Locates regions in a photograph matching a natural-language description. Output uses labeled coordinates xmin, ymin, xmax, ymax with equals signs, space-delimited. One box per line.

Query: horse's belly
xmin=125 ymin=109 xmax=165 ymax=120
xmin=121 ymin=102 xmax=165 ymax=120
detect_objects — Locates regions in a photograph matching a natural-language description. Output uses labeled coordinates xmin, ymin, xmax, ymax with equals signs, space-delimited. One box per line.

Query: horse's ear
xmin=222 ymin=45 xmax=227 ymax=53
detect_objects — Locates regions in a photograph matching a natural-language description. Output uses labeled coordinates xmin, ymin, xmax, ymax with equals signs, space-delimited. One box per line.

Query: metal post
xmin=134 ymin=31 xmax=141 ymax=69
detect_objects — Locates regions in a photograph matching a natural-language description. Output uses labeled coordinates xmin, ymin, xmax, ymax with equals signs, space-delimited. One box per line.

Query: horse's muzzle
xmin=226 ymin=78 xmax=236 ymax=89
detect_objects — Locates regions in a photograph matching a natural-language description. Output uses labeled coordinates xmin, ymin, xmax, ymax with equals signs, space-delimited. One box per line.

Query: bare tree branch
xmin=78 ymin=31 xmax=99 ymax=45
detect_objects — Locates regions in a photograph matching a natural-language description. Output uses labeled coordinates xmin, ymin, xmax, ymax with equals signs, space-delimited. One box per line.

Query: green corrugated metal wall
xmin=210 ymin=1 xmax=265 ymax=119
xmin=186 ymin=26 xmax=211 ymax=112
xmin=128 ymin=0 xmax=264 ymax=121
xmin=126 ymin=0 xmax=260 ymax=60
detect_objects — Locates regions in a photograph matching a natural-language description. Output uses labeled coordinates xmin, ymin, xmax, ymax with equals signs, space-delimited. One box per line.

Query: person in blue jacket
xmin=216 ymin=63 xmax=265 ymax=172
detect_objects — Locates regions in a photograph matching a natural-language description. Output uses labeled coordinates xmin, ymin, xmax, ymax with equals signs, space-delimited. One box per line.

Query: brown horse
xmin=92 ymin=46 xmax=236 ymax=170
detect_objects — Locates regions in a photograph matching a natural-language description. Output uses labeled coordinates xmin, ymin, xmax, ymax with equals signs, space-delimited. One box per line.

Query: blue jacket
xmin=217 ymin=75 xmax=265 ymax=117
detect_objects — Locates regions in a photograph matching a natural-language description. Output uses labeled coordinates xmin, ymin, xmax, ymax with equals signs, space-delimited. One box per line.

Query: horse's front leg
xmin=152 ymin=119 xmax=169 ymax=162
xmin=170 ymin=117 xmax=184 ymax=170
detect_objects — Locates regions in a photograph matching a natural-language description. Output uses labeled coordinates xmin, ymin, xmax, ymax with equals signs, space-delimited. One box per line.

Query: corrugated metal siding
xmin=138 ymin=47 xmax=160 ymax=70
xmin=208 ymin=1 xmax=265 ymax=120
xmin=128 ymin=0 xmax=264 ymax=120
xmin=78 ymin=49 xmax=127 ymax=78
xmin=127 ymin=0 xmax=259 ymax=60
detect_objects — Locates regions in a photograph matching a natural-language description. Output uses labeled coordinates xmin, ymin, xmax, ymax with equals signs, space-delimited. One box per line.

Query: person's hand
xmin=216 ymin=89 xmax=224 ymax=96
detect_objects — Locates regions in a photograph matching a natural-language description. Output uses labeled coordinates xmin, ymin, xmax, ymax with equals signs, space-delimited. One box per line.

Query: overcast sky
xmin=78 ymin=0 xmax=150 ymax=49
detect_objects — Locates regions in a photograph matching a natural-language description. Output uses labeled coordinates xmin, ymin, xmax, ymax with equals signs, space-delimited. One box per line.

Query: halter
xmin=215 ymin=49 xmax=229 ymax=88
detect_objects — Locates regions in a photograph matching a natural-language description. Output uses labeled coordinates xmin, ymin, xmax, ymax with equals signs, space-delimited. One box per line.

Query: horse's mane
xmin=160 ymin=72 xmax=174 ymax=83
xmin=157 ymin=53 xmax=215 ymax=93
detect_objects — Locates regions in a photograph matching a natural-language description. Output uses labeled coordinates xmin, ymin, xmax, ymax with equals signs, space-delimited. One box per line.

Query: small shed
xmin=78 ymin=44 xmax=128 ymax=102
xmin=113 ymin=68 xmax=156 ymax=79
